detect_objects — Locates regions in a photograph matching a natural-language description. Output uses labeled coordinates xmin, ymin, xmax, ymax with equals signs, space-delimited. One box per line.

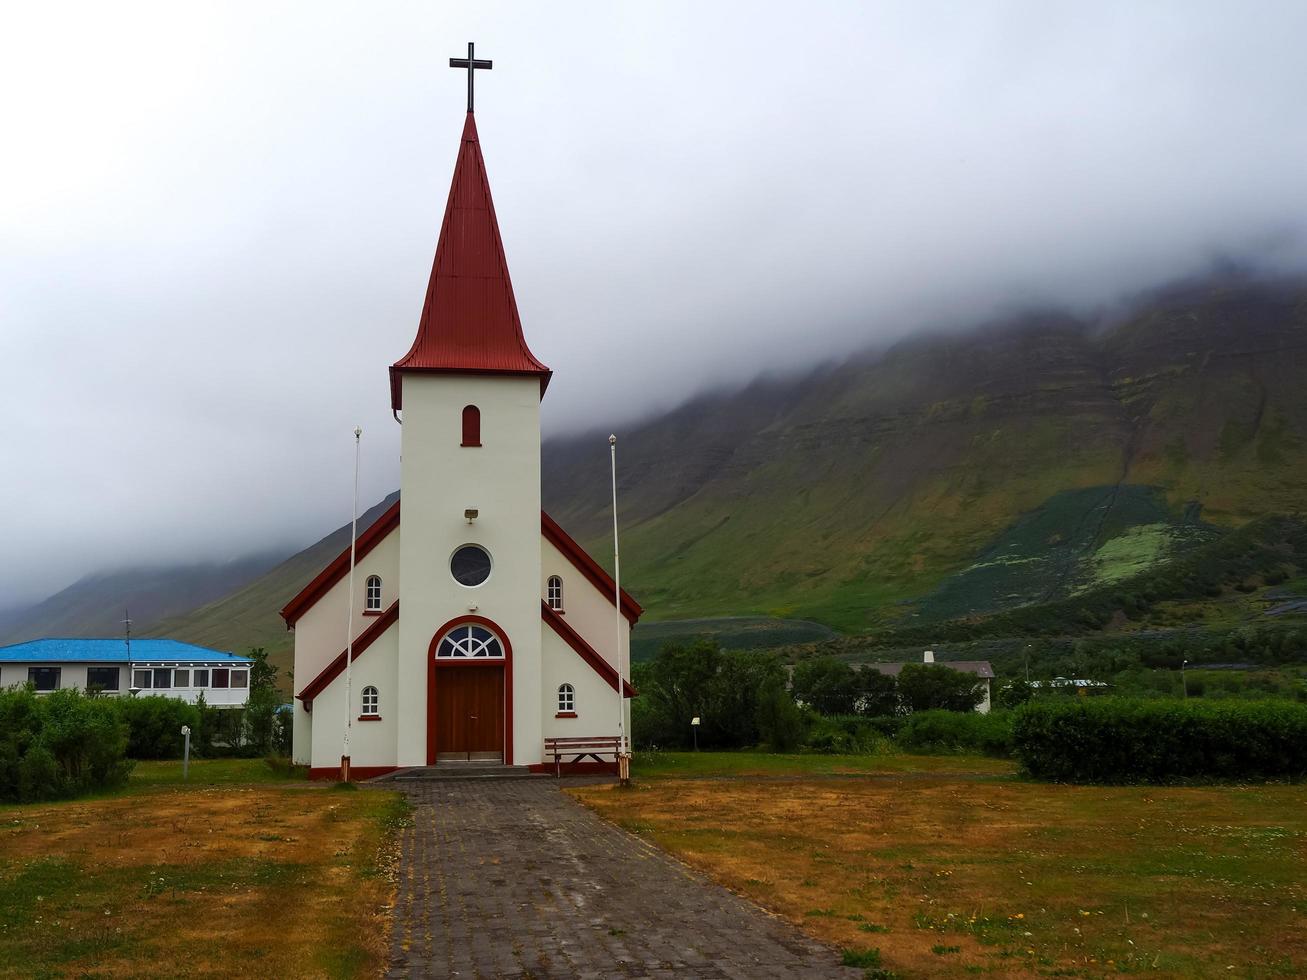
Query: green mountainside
xmin=7 ymin=277 xmax=1306 ymax=675
xmin=544 ymin=277 xmax=1307 ymax=631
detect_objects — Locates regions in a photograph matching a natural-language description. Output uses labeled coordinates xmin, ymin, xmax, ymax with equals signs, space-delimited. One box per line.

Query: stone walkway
xmin=387 ymin=779 xmax=861 ymax=979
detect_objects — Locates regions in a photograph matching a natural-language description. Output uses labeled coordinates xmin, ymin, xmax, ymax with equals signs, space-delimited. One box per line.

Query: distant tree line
xmin=631 ymin=643 xmax=985 ymax=751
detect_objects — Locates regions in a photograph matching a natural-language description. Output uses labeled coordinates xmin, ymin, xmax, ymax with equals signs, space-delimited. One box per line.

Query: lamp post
xmin=1181 ymin=659 xmax=1189 ymax=699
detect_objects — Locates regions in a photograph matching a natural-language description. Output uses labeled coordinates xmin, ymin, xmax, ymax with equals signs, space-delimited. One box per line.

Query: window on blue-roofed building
xmin=28 ymin=667 xmax=60 ymax=692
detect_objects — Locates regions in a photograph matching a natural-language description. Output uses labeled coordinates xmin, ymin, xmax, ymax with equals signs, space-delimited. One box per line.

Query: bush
xmin=896 ymin=664 xmax=986 ymax=712
xmin=1013 ymin=697 xmax=1307 ymax=783
xmin=115 ymin=695 xmax=201 ymax=759
xmin=756 ymin=676 xmax=807 ymax=751
xmin=896 ymin=710 xmax=1014 ymax=757
xmin=804 ymin=715 xmax=884 ymax=754
xmin=0 ymin=688 xmax=132 ymax=803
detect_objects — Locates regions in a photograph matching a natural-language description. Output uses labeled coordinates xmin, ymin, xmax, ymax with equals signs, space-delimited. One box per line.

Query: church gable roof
xmin=280 ymin=504 xmax=641 ymax=629
xmin=389 ymin=112 xmax=550 ymax=410
xmin=541 ymin=601 xmax=636 ymax=697
xmin=280 ymin=500 xmax=401 ymax=627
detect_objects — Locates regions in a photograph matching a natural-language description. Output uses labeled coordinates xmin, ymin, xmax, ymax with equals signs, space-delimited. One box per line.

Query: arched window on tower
xmin=557 ymin=683 xmax=575 ymax=715
xmin=365 ymin=575 xmax=382 ymax=612
xmin=461 ymin=405 xmax=481 ymax=447
xmin=546 ymin=575 xmax=563 ymax=611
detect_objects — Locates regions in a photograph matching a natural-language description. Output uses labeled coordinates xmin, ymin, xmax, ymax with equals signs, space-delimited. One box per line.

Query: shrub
xmin=0 ymin=688 xmax=132 ymax=803
xmin=896 ymin=710 xmax=1014 ymax=757
xmin=756 ymin=676 xmax=807 ymax=751
xmin=115 ymin=695 xmax=201 ymax=759
xmin=804 ymin=715 xmax=884 ymax=754
xmin=896 ymin=664 xmax=986 ymax=712
xmin=1013 ymin=697 xmax=1307 ymax=783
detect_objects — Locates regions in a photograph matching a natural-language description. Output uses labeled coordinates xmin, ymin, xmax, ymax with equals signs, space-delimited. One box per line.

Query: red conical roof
xmin=390 ymin=112 xmax=550 ymax=409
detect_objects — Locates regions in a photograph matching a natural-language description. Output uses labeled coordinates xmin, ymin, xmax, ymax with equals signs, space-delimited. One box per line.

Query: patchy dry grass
xmin=634 ymin=749 xmax=1015 ymax=780
xmin=575 ymin=762 xmax=1307 ymax=978
xmin=0 ymin=760 xmax=406 ymax=979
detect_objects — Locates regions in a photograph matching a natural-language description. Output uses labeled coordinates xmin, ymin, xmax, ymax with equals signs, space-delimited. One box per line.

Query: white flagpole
xmin=609 ymin=434 xmax=630 ymax=786
xmin=341 ymin=425 xmax=362 ymax=782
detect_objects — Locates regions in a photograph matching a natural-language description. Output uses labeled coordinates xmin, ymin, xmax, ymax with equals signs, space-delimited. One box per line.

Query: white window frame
xmin=361 ymin=685 xmax=379 ymax=717
xmin=365 ymin=575 xmax=382 ymax=611
xmin=546 ymin=575 xmax=564 ymax=611
xmin=557 ymin=683 xmax=575 ymax=713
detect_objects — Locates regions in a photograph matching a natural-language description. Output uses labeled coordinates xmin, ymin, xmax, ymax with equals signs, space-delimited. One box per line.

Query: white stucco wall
xmin=307 ymin=622 xmax=400 ymax=769
xmin=396 ymin=374 xmax=543 ymax=767
xmin=291 ymin=526 xmax=400 ymax=694
xmin=540 ymin=626 xmax=627 ymax=740
xmin=540 ymin=536 xmax=632 ymax=678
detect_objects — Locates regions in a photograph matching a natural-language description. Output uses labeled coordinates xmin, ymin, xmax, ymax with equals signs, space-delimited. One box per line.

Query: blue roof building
xmin=0 ymin=638 xmax=254 ymax=706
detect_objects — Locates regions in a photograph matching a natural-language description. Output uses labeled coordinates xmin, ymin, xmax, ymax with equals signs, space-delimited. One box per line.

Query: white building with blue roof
xmin=0 ymin=638 xmax=254 ymax=707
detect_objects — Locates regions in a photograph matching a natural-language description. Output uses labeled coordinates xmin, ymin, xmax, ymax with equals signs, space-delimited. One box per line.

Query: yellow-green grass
xmin=575 ymin=761 xmax=1307 ymax=977
xmin=0 ymin=759 xmax=405 ymax=978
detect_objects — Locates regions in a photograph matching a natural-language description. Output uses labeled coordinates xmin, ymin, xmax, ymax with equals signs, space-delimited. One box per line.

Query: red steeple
xmin=390 ymin=112 xmax=550 ymax=410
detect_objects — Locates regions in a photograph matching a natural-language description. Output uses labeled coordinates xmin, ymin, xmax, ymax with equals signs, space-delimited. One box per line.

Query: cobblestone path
xmin=387 ymin=779 xmax=860 ymax=979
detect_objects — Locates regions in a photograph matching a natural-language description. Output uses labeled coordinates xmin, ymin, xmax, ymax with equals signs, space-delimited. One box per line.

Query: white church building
xmin=284 ymin=109 xmax=641 ymax=779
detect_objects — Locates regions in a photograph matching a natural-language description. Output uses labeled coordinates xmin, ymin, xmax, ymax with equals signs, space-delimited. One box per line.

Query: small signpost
xmin=691 ymin=716 xmax=701 ymax=752
xmin=181 ymin=725 xmax=191 ymax=781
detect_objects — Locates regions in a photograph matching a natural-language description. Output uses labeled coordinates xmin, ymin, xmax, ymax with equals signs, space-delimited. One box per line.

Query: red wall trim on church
xmin=308 ymin=765 xmax=398 ymax=782
xmin=295 ymin=601 xmax=400 ymax=708
xmin=540 ymin=511 xmax=643 ymax=624
xmin=541 ymin=602 xmax=637 ymax=697
xmin=281 ymin=501 xmax=401 ymax=627
xmin=426 ymin=615 xmax=514 ymax=767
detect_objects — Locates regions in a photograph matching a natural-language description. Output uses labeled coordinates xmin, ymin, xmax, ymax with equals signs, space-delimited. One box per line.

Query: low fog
xmin=3 ymin=1 xmax=1307 ymax=605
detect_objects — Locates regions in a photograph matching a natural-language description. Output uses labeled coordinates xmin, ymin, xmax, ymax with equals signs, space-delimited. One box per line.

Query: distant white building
xmin=858 ymin=651 xmax=995 ymax=713
xmin=0 ymin=638 xmax=254 ymax=707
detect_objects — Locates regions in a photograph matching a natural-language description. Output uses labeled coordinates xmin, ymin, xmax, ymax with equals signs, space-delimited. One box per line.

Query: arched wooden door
xmin=427 ymin=618 xmax=513 ymax=765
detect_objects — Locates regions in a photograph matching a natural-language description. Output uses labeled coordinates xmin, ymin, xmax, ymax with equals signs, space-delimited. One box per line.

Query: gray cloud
xmin=3 ymin=1 xmax=1307 ymax=604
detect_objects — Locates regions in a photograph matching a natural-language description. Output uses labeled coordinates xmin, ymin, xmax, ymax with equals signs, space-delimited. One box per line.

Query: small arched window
xmin=365 ymin=575 xmax=382 ymax=611
xmin=557 ymin=683 xmax=575 ymax=714
xmin=546 ymin=575 xmax=563 ymax=611
xmin=361 ymin=685 xmax=379 ymax=717
xmin=461 ymin=405 xmax=481 ymax=447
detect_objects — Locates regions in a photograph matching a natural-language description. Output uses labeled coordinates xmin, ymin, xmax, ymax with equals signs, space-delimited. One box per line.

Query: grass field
xmin=576 ymin=753 xmax=1307 ymax=978
xmin=0 ymin=759 xmax=405 ymax=979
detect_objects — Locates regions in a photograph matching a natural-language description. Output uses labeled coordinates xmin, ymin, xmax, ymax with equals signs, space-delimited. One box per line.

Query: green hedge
xmin=115 ymin=695 xmax=201 ymax=759
xmin=0 ymin=688 xmax=133 ymax=803
xmin=895 ymin=710 xmax=1014 ymax=757
xmin=1013 ymin=698 xmax=1307 ymax=783
xmin=804 ymin=715 xmax=885 ymax=754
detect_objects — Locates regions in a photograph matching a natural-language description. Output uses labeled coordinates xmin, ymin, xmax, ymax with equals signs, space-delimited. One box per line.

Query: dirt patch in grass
xmin=573 ymin=776 xmax=1307 ymax=978
xmin=0 ymin=772 xmax=405 ymax=978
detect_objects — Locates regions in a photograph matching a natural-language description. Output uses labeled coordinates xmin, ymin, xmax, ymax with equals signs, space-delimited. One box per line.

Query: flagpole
xmin=609 ymin=434 xmax=630 ymax=786
xmin=341 ymin=425 xmax=361 ymax=782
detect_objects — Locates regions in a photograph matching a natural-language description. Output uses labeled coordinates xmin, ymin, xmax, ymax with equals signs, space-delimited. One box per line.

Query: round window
xmin=450 ymin=545 xmax=492 ymax=587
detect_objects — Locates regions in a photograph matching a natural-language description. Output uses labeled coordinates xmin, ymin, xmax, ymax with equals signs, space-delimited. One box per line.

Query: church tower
xmin=390 ymin=110 xmax=552 ymax=768
xmin=284 ymin=56 xmax=639 ymax=779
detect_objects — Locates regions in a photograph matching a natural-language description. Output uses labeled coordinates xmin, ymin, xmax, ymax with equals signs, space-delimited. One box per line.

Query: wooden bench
xmin=544 ymin=736 xmax=622 ymax=777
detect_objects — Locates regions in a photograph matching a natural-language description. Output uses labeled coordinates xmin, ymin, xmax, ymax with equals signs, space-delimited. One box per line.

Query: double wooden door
xmin=433 ymin=665 xmax=504 ymax=762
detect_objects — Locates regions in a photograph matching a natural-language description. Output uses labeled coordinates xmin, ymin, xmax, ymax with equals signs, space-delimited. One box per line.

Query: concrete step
xmin=383 ymin=764 xmax=534 ymax=782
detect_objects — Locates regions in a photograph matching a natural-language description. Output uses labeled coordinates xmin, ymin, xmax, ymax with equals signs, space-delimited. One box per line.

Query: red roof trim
xmin=542 ymin=601 xmax=636 ymax=698
xmin=280 ymin=501 xmax=400 ymax=628
xmin=541 ymin=511 xmax=643 ymax=624
xmin=390 ymin=111 xmax=550 ymax=411
xmin=295 ymin=601 xmax=399 ymax=707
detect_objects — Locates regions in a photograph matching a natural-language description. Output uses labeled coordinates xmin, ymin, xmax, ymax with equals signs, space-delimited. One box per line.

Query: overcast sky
xmin=3 ymin=1 xmax=1307 ymax=605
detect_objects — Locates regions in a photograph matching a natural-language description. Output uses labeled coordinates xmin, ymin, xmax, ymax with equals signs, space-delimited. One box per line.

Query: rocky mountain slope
xmin=6 ymin=276 xmax=1305 ymax=661
xmin=544 ymin=276 xmax=1307 ymax=630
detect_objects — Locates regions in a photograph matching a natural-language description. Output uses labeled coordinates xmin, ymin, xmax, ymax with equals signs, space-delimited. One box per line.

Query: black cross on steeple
xmin=449 ymin=42 xmax=492 ymax=113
